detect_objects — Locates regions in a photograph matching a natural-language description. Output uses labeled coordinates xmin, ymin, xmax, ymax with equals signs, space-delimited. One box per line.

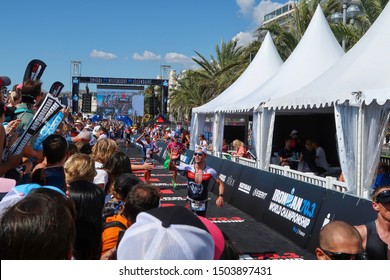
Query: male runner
xmin=124 ymin=126 xmax=132 ymax=152
xmin=175 ymin=147 xmax=224 ymax=217
xmin=136 ymin=131 xmax=159 ymax=183
xmin=166 ymin=135 xmax=185 ymax=188
xmin=355 ymin=185 xmax=390 ymax=259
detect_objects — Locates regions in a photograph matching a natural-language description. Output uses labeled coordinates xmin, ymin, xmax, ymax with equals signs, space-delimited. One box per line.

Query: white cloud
xmin=230 ymin=0 xmax=285 ymax=47
xmin=132 ymin=50 xmax=161 ymax=61
xmin=164 ymin=52 xmax=197 ymax=67
xmin=236 ymin=0 xmax=255 ymax=16
xmin=90 ymin=49 xmax=118 ymax=60
xmin=233 ymin=31 xmax=257 ymax=47
xmin=252 ymin=0 xmax=285 ymax=26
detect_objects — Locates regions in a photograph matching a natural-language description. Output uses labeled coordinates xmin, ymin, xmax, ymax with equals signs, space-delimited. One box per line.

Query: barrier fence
xmin=206 ymin=153 xmax=376 ymax=250
xmin=131 ymin=137 xmax=376 ymax=251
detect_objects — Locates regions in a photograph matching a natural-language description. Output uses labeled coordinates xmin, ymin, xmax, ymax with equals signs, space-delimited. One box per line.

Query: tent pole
xmin=256 ymin=110 xmax=262 ymax=169
xmin=356 ymin=103 xmax=364 ymax=197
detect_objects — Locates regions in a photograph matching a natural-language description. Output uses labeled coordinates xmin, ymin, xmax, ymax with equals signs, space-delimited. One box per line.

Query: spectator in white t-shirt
xmin=91 ymin=138 xmax=118 ymax=189
xmin=198 ymin=134 xmax=208 ymax=148
xmin=313 ymin=140 xmax=329 ymax=172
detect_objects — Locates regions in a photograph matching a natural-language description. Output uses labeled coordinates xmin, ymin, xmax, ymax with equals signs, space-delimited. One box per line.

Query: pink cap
xmin=198 ymin=216 xmax=225 ymax=260
xmin=16 ymin=83 xmax=23 ymax=90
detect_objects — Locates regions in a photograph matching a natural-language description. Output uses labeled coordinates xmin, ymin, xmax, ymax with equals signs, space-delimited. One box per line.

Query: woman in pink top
xmin=231 ymin=139 xmax=249 ymax=158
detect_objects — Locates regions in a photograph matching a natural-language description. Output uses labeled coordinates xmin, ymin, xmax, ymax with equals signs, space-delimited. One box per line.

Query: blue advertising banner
xmin=154 ymin=142 xmax=167 ymax=162
xmin=305 ymin=189 xmax=376 ymax=251
xmin=214 ymin=160 xmax=244 ymax=203
xmin=262 ymin=177 xmax=326 ymax=248
xmin=229 ymin=167 xmax=276 ymax=221
xmin=203 ymin=155 xmax=225 ymax=192
xmin=181 ymin=149 xmax=194 ymax=164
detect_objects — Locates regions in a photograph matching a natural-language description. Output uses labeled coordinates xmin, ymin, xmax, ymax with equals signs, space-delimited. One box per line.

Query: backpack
xmin=101 ymin=213 xmax=129 ymax=255
xmin=102 ymin=218 xmax=128 ymax=231
xmin=12 ymin=107 xmax=33 ymax=120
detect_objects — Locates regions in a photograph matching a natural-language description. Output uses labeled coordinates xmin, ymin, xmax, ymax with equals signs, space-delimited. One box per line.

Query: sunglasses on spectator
xmin=320 ymin=247 xmax=367 ymax=260
xmin=375 ymin=190 xmax=390 ymax=204
xmin=194 ymin=152 xmax=203 ymax=156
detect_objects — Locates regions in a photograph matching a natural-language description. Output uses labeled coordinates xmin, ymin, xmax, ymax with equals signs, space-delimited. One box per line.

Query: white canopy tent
xmin=246 ymin=5 xmax=344 ymax=168
xmin=264 ymin=2 xmax=390 ymax=196
xmin=191 ymin=6 xmax=344 ymax=158
xmin=222 ymin=5 xmax=344 ymax=114
xmin=190 ymin=32 xmax=283 ymax=150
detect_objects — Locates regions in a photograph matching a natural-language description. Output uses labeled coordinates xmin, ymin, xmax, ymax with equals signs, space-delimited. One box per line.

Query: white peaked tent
xmin=224 ymin=5 xmax=344 ymax=114
xmin=263 ymin=2 xmax=390 ymax=197
xmin=198 ymin=32 xmax=284 ymax=114
xmin=190 ymin=32 xmax=283 ymax=150
xmin=246 ymin=5 xmax=344 ymax=168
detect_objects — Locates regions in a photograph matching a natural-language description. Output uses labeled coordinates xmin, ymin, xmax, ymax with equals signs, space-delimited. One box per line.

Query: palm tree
xmin=192 ymin=40 xmax=246 ymax=99
xmin=258 ymin=0 xmax=342 ymax=59
xmin=167 ymin=0 xmax=390 ymax=123
xmin=169 ymin=40 xmax=250 ymax=117
xmin=330 ymin=0 xmax=389 ymax=50
xmin=260 ymin=0 xmax=389 ymax=54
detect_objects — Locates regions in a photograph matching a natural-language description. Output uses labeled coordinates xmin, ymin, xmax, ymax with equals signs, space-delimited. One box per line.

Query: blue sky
xmin=2 ymin=0 xmax=290 ymax=92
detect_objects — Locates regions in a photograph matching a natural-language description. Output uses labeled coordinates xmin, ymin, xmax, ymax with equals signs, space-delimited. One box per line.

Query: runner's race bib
xmin=189 ymin=200 xmax=206 ymax=211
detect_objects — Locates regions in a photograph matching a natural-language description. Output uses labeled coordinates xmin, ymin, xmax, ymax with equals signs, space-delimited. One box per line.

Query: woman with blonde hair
xmin=231 ymin=139 xmax=249 ymax=158
xmin=64 ymin=153 xmax=97 ymax=186
xmin=91 ymin=138 xmax=118 ymax=189
xmin=8 ymin=90 xmax=22 ymax=106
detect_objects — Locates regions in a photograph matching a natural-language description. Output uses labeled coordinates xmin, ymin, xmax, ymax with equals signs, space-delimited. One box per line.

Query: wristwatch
xmin=218 ymin=194 xmax=224 ymax=198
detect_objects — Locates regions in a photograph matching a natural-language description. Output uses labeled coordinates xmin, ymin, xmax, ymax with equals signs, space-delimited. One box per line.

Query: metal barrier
xmin=268 ymin=164 xmax=349 ymax=193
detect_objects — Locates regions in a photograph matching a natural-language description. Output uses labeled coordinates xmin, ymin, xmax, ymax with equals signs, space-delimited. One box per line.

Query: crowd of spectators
xmin=1 ymin=74 xmax=388 ymax=261
xmin=0 ymin=75 xmax=243 ymax=260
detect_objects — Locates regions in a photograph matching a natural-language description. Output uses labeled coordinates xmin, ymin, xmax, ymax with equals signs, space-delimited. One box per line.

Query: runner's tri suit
xmin=124 ymin=128 xmax=132 ymax=143
xmin=365 ymin=220 xmax=388 ymax=260
xmin=140 ymin=139 xmax=157 ymax=162
xmin=177 ymin=163 xmax=219 ymax=217
xmin=167 ymin=141 xmax=185 ymax=166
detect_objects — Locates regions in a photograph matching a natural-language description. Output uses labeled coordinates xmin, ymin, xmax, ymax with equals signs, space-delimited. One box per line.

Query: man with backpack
xmin=13 ymin=80 xmax=43 ymax=131
xmin=12 ymin=79 xmax=44 ymax=162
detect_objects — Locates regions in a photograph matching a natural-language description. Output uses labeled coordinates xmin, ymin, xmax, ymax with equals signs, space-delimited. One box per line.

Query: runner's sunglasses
xmin=320 ymin=247 xmax=367 ymax=260
xmin=375 ymin=190 xmax=390 ymax=204
xmin=194 ymin=152 xmax=203 ymax=156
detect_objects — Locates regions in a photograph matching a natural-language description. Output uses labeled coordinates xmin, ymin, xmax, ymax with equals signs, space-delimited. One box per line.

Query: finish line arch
xmin=71 ymin=75 xmax=168 ymax=115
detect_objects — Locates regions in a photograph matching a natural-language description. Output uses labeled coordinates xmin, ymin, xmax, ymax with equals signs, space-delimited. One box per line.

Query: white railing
xmin=269 ymin=164 xmax=349 ymax=193
xmin=230 ymin=156 xmax=257 ymax=168
xmin=380 ymin=155 xmax=390 ymax=166
xmin=133 ymin=139 xmax=349 ymax=194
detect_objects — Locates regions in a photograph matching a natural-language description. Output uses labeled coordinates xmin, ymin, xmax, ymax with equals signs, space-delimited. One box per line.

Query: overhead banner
xmin=262 ymin=177 xmax=326 ymax=248
xmin=305 ymin=189 xmax=376 ymax=252
xmin=229 ymin=167 xmax=276 ymax=221
xmin=96 ymin=86 xmax=144 ymax=117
